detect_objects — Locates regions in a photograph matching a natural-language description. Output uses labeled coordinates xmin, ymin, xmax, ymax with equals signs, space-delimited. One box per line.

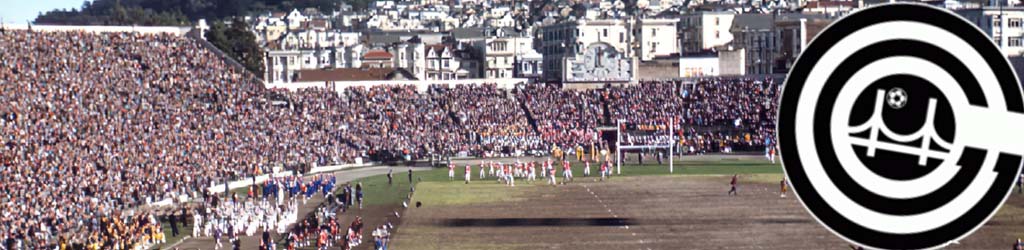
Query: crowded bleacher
xmin=0 ymin=29 xmax=779 ymax=248
xmin=517 ymin=84 xmax=604 ymax=151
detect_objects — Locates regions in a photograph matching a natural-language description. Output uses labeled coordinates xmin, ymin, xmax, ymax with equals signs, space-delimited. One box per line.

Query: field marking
xmin=581 ymin=183 xmax=650 ymax=248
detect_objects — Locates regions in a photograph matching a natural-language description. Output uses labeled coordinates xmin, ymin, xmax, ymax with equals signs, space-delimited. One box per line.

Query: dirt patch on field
xmin=392 ymin=175 xmax=1024 ymax=249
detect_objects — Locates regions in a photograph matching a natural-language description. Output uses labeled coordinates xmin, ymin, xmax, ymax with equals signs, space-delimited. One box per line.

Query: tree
xmin=206 ymin=19 xmax=265 ymax=77
xmin=34 ymin=0 xmax=347 ymax=25
xmin=28 ymin=0 xmax=343 ymax=79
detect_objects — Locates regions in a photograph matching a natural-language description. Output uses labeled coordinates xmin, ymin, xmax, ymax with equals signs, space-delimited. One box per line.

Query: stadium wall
xmin=719 ymin=49 xmax=746 ymax=76
xmin=203 ymin=162 xmax=372 ymax=194
xmin=637 ymin=59 xmax=682 ymax=80
xmin=0 ymin=24 xmax=192 ymax=35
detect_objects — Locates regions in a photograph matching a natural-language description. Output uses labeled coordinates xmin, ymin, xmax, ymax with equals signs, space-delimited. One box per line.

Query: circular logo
xmin=778 ymin=4 xmax=1024 ymax=250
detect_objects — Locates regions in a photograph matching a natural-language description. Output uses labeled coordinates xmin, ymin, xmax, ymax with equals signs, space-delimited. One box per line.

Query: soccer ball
xmin=886 ymin=87 xmax=907 ymax=109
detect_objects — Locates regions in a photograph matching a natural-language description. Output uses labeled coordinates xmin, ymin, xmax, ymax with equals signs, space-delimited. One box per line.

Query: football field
xmin=382 ymin=155 xmax=1024 ymax=250
xmin=167 ymin=155 xmax=1024 ymax=249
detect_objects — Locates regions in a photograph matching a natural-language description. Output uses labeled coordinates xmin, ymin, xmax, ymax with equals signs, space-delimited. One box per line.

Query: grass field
xmin=154 ymin=222 xmax=192 ymax=249
xmin=336 ymin=158 xmax=783 ymax=207
xmin=330 ymin=157 xmax=790 ymax=250
xmin=164 ymin=157 xmax=790 ymax=250
xmin=376 ymin=156 xmax=1024 ymax=250
xmin=388 ymin=158 xmax=820 ymax=250
xmin=164 ymin=155 xmax=1024 ymax=249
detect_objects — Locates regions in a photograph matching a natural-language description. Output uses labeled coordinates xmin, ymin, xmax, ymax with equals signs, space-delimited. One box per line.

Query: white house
xmin=678 ymin=11 xmax=736 ymax=54
xmin=516 ymin=49 xmax=544 ymax=80
xmin=730 ymin=13 xmax=828 ymax=75
xmin=802 ymin=0 xmax=857 ymax=17
xmin=539 ymin=19 xmax=637 ymax=83
xmin=957 ymin=7 xmax=1024 ymax=57
xmin=409 ymin=6 xmax=450 ymax=21
xmin=252 ymin=12 xmax=289 ymax=44
xmin=393 ymin=41 xmax=427 ymax=80
xmin=637 ymin=18 xmax=680 ymax=61
xmin=265 ymin=50 xmax=301 ymax=83
xmin=264 ymin=44 xmax=368 ymax=83
xmin=425 ymin=44 xmax=463 ymax=80
xmin=488 ymin=13 xmax=517 ymax=28
xmin=284 ymin=9 xmax=308 ymax=30
xmin=278 ymin=30 xmax=357 ymax=49
xmin=478 ymin=28 xmax=532 ymax=79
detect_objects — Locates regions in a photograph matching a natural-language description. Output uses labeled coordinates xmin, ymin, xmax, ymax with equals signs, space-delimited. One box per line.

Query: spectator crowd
xmin=604 ymin=80 xmax=778 ymax=153
xmin=0 ymin=30 xmax=779 ymax=248
xmin=517 ymin=84 xmax=604 ymax=150
xmin=0 ymin=30 xmax=270 ymax=249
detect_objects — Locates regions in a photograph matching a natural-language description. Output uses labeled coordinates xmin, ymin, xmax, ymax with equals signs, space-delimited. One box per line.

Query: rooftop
xmin=363 ymin=50 xmax=394 ymax=59
xmin=294 ymin=68 xmax=416 ymax=82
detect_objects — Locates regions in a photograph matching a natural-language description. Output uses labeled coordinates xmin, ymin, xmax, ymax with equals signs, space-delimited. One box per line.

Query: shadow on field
xmin=436 ymin=217 xmax=812 ymax=227
xmin=441 ymin=217 xmax=636 ymax=227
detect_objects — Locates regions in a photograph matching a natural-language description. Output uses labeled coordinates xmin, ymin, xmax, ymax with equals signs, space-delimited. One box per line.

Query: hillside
xmin=33 ymin=0 xmax=348 ymax=26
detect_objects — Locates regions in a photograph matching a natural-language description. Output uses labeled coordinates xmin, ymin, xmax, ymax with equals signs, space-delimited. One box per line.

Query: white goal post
xmin=615 ymin=119 xmax=676 ymax=174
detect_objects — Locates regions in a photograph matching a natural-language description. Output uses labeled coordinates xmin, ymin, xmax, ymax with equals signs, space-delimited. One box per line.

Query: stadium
xmin=5 ymin=2 xmax=1024 ymax=250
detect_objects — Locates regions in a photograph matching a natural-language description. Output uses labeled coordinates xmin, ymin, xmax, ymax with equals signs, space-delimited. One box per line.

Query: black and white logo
xmin=778 ymin=4 xmax=1024 ymax=250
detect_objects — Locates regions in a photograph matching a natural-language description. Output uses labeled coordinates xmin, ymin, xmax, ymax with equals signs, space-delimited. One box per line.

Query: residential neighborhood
xmin=209 ymin=0 xmax=1024 ymax=84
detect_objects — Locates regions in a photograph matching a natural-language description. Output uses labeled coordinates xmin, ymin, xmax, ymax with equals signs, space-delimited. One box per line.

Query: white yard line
xmin=582 ymin=184 xmax=652 ymax=250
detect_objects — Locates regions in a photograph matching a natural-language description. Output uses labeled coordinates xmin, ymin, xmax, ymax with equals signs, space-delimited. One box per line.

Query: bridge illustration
xmin=848 ymin=89 xmax=951 ymax=166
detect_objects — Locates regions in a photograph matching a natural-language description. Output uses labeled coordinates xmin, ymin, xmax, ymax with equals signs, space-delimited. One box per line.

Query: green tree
xmin=206 ymin=19 xmax=265 ymax=77
xmin=28 ymin=0 xmax=359 ymax=79
xmin=34 ymin=0 xmax=348 ymax=24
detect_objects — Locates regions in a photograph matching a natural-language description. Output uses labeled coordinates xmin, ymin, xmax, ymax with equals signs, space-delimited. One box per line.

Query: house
xmin=285 ymin=9 xmax=309 ymax=30
xmin=451 ymin=27 xmax=489 ymax=43
xmin=637 ymin=18 xmax=680 ymax=61
xmin=366 ymin=32 xmax=445 ymax=48
xmin=957 ymin=7 xmax=1024 ymax=57
xmin=409 ymin=5 xmax=450 ymax=21
xmin=731 ymin=14 xmax=779 ymax=75
xmin=487 ymin=12 xmax=517 ymax=28
xmin=515 ymin=46 xmax=544 ymax=81
xmin=265 ymin=50 xmax=302 ymax=83
xmin=453 ymin=43 xmax=483 ymax=79
xmin=776 ymin=17 xmax=832 ymax=72
xmin=478 ymin=28 xmax=532 ymax=79
xmin=922 ymin=0 xmax=981 ymax=10
xmin=264 ymin=44 xmax=368 ymax=83
xmin=340 ymin=44 xmax=366 ymax=69
xmin=335 ymin=11 xmax=367 ymax=31
xmin=392 ymin=38 xmax=428 ymax=80
xmin=278 ymin=30 xmax=359 ymax=49
xmin=299 ymin=18 xmax=331 ymax=31
xmin=678 ymin=11 xmax=736 ymax=54
xmin=425 ymin=44 xmax=462 ymax=80
xmin=252 ymin=13 xmax=289 ymax=45
xmin=293 ymin=68 xmax=418 ymax=82
xmin=362 ymin=50 xmax=395 ymax=68
xmin=730 ymin=13 xmax=826 ymax=75
xmin=802 ymin=0 xmax=858 ymax=17
xmin=539 ymin=19 xmax=637 ymax=83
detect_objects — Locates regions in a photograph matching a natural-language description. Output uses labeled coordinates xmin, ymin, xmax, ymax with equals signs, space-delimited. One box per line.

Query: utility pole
xmin=669 ymin=119 xmax=674 ymax=173
xmin=616 ymin=119 xmax=622 ymax=175
xmin=770 ymin=8 xmax=777 ymax=76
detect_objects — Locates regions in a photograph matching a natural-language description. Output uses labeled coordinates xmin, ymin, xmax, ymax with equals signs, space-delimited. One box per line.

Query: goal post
xmin=615 ymin=119 xmax=676 ymax=174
